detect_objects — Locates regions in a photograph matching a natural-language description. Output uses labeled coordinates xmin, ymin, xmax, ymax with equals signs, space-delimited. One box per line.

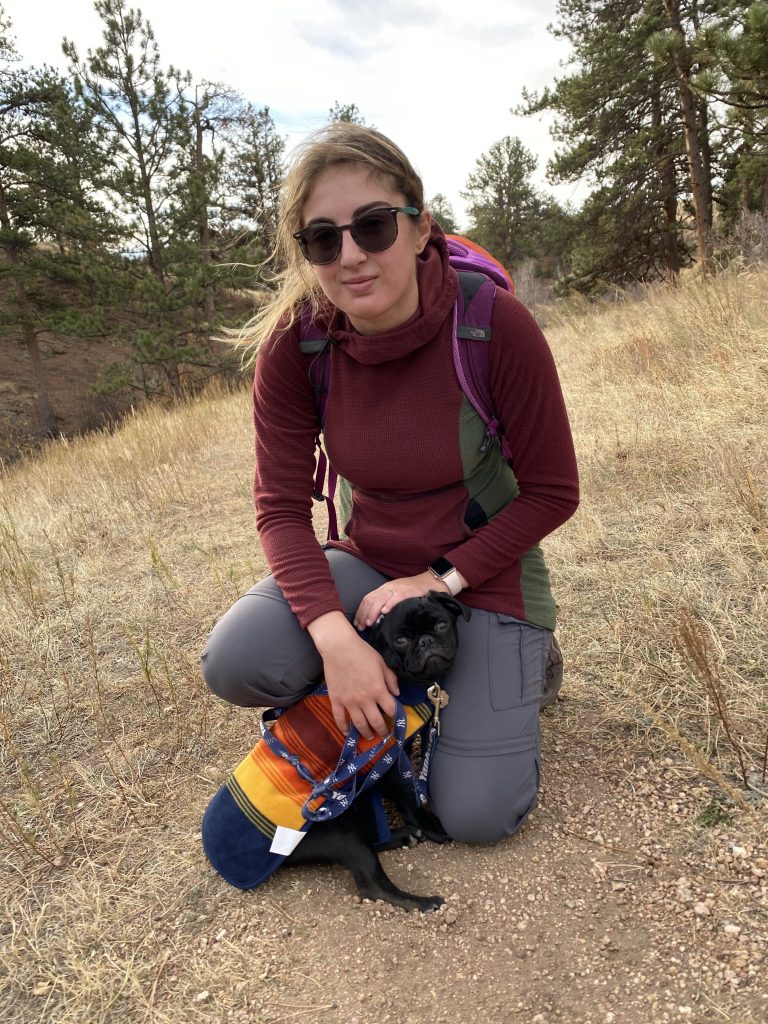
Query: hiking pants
xmin=201 ymin=549 xmax=554 ymax=844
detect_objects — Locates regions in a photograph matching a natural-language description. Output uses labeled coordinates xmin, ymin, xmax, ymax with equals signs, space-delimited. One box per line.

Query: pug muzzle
xmin=368 ymin=592 xmax=470 ymax=682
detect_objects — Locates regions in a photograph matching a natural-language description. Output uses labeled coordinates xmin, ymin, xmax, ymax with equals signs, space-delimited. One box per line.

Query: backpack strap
xmin=298 ymin=306 xmax=339 ymax=540
xmin=453 ymin=271 xmax=512 ymax=461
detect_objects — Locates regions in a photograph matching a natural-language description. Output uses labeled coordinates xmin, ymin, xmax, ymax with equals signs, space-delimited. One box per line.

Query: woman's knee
xmin=429 ymin=747 xmax=540 ymax=844
xmin=200 ymin=587 xmax=322 ymax=707
xmin=200 ymin=638 xmax=261 ymax=706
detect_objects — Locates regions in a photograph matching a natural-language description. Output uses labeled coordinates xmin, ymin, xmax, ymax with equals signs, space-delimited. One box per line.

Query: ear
xmin=415 ymin=209 xmax=432 ymax=255
xmin=427 ymin=591 xmax=471 ymax=621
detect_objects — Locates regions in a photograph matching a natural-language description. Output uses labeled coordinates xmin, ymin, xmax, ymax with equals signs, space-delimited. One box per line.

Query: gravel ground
xmin=186 ymin=690 xmax=767 ymax=1024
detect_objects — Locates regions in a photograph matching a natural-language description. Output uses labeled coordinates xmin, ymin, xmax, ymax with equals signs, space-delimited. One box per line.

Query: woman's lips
xmin=343 ymin=276 xmax=376 ymax=294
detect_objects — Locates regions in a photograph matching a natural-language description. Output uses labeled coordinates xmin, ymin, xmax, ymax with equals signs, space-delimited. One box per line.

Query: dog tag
xmin=427 ymin=684 xmax=450 ymax=736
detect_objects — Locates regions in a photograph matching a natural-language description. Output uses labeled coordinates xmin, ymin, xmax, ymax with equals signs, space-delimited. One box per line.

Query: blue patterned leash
xmin=259 ymin=684 xmax=434 ymax=822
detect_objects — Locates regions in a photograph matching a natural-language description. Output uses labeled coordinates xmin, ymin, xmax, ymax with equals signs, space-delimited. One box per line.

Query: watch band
xmin=428 ymin=559 xmax=463 ymax=597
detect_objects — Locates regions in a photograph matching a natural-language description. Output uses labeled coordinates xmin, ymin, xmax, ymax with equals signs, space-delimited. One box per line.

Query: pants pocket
xmin=430 ymin=732 xmax=541 ymax=843
xmin=489 ymin=615 xmax=549 ymax=712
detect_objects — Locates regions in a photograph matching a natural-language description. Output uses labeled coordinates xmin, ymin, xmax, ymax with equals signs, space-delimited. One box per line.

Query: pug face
xmin=369 ymin=593 xmax=469 ymax=681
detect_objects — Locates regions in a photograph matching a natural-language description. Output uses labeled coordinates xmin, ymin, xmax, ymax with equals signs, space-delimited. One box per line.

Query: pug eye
xmin=393 ymin=635 xmax=409 ymax=648
xmin=435 ymin=621 xmax=449 ymax=634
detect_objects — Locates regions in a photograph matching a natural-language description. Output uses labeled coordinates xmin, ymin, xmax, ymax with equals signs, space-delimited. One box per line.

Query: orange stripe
xmin=251 ymin=742 xmax=309 ymax=806
xmin=307 ymin=695 xmax=346 ymax=742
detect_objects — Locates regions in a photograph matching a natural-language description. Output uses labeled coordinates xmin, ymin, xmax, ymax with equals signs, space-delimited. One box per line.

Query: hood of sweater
xmin=325 ymin=224 xmax=458 ymax=366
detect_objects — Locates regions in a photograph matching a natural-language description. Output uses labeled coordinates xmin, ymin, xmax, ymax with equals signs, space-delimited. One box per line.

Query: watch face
xmin=431 ymin=557 xmax=454 ymax=577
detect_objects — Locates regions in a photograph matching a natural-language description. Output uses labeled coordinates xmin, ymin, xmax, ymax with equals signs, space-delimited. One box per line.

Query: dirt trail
xmin=188 ymin=692 xmax=767 ymax=1024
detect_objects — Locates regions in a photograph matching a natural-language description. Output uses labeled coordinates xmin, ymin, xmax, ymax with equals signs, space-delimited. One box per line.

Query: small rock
xmin=193 ymin=991 xmax=210 ymax=1003
xmin=443 ymin=907 xmax=458 ymax=925
xmin=693 ymin=902 xmax=711 ymax=917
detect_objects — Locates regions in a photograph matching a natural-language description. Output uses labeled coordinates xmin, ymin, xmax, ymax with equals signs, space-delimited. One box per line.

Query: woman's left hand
xmin=353 ymin=572 xmax=450 ymax=630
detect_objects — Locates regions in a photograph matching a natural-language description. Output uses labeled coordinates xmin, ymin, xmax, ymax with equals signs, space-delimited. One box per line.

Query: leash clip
xmin=426 ymin=683 xmax=450 ymax=737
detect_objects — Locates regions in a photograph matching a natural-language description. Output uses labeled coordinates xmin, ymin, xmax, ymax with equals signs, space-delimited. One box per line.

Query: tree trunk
xmin=0 ymin=183 xmax=57 ymax=436
xmin=22 ymin=321 xmax=58 ymax=438
xmin=662 ymin=0 xmax=713 ymax=269
xmin=652 ymin=81 xmax=680 ymax=280
xmin=697 ymin=95 xmax=714 ymax=229
xmin=195 ymin=108 xmax=215 ymax=324
xmin=127 ymin=95 xmax=166 ymax=285
xmin=13 ymin=271 xmax=58 ymax=437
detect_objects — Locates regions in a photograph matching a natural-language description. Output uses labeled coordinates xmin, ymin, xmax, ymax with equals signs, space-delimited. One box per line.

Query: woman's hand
xmin=307 ymin=611 xmax=400 ymax=739
xmin=353 ymin=571 xmax=457 ymax=630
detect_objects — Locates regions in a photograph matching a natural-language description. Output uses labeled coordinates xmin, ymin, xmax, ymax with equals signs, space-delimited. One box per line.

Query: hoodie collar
xmin=325 ymin=225 xmax=458 ymax=366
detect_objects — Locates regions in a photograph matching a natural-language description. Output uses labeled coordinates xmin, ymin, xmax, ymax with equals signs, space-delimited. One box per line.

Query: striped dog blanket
xmin=202 ymin=683 xmax=433 ymax=889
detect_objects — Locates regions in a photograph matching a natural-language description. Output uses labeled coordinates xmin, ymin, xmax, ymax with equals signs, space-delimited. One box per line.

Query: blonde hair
xmin=238 ymin=122 xmax=425 ymax=361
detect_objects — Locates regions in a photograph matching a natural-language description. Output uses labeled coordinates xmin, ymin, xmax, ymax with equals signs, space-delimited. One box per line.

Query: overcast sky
xmin=5 ymin=0 xmax=583 ymax=229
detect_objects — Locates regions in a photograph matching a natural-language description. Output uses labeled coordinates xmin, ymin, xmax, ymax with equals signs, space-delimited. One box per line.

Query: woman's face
xmin=300 ymin=163 xmax=431 ymax=335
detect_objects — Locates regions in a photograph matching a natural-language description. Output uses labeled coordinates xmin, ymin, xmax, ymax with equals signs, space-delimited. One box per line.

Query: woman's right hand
xmin=307 ymin=611 xmax=399 ymax=739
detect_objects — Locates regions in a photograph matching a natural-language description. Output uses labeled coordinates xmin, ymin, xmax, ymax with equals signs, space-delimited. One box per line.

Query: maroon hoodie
xmin=252 ymin=229 xmax=579 ymax=630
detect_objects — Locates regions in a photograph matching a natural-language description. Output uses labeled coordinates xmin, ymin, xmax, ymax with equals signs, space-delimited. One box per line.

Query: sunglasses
xmin=293 ymin=206 xmax=420 ymax=265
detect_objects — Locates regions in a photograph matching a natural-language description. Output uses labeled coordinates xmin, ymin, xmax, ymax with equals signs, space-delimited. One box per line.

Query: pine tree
xmin=649 ymin=0 xmax=718 ymax=267
xmin=696 ymin=1 xmax=768 ymax=218
xmin=220 ymin=102 xmax=285 ymax=265
xmin=1 ymin=6 xmax=118 ymax=436
xmin=63 ymin=0 xmax=207 ymax=395
xmin=518 ymin=0 xmax=691 ymax=290
xmin=461 ymin=136 xmax=548 ymax=271
xmin=427 ymin=193 xmax=459 ymax=234
xmin=328 ymin=101 xmax=367 ymax=125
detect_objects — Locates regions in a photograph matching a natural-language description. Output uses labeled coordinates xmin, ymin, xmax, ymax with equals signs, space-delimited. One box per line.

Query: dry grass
xmin=1 ymin=268 xmax=767 ymax=1020
xmin=544 ymin=268 xmax=768 ymax=802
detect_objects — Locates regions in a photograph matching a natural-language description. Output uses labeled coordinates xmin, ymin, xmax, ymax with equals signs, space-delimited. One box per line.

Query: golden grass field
xmin=1 ymin=268 xmax=766 ymax=1022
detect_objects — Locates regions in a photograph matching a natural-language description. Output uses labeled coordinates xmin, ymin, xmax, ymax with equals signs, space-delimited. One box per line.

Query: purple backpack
xmin=299 ymin=237 xmax=515 ymax=540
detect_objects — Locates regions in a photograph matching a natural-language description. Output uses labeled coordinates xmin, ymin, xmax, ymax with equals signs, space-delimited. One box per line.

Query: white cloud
xmin=5 ymin=0 xmax=585 ymax=228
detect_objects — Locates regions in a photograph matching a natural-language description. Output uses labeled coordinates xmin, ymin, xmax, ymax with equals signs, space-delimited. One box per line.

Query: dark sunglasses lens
xmin=351 ymin=210 xmax=397 ymax=252
xmin=303 ymin=224 xmax=342 ymax=264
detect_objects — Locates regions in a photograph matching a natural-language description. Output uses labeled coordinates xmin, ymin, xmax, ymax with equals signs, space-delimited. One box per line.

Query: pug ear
xmin=427 ymin=591 xmax=471 ymax=621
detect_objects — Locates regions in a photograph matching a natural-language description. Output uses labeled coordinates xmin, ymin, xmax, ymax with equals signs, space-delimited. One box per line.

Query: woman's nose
xmin=338 ymin=228 xmax=367 ymax=266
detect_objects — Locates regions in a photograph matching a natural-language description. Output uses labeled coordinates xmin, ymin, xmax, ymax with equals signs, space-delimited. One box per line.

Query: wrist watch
xmin=428 ymin=557 xmax=463 ymax=597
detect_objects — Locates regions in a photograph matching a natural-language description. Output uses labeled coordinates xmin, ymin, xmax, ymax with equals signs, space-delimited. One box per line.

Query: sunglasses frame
xmin=293 ymin=206 xmax=420 ymax=265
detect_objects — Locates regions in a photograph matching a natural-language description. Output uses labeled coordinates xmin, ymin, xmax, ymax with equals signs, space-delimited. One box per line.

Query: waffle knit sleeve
xmin=252 ymin=325 xmax=345 ymax=630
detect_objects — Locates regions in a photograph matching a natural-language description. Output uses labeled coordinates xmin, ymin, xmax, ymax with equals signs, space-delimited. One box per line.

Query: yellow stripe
xmin=226 ymin=777 xmax=276 ymax=838
xmin=233 ymin=745 xmax=307 ymax=832
xmin=227 ymin=698 xmax=434 ymax=835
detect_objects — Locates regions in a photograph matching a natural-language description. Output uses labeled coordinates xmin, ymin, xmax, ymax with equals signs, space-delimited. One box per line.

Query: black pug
xmin=285 ymin=592 xmax=469 ymax=912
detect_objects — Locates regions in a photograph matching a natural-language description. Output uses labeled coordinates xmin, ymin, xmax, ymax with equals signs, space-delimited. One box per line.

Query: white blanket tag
xmin=270 ymin=825 xmax=306 ymax=856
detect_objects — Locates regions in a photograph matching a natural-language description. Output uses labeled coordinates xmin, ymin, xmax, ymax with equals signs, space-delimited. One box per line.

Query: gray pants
xmin=201 ymin=550 xmax=552 ymax=844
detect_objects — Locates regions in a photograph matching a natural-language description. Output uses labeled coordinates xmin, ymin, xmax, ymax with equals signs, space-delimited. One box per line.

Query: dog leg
xmin=379 ymin=771 xmax=451 ymax=845
xmin=288 ymin=814 xmax=444 ymax=913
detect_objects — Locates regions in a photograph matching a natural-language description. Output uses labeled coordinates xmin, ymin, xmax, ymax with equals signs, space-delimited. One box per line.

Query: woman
xmin=201 ymin=123 xmax=579 ymax=843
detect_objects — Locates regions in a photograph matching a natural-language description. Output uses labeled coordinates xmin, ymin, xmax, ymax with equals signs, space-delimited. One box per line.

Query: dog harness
xmin=202 ymin=683 xmax=435 ymax=890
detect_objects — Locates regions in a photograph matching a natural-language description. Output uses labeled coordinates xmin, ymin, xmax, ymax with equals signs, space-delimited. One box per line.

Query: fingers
xmin=330 ymin=702 xmax=349 ymax=737
xmin=383 ymin=668 xmax=400 ymax=698
xmin=354 ymin=585 xmax=401 ymax=630
xmin=330 ymin=694 xmax=397 ymax=741
xmin=353 ymin=705 xmax=387 ymax=740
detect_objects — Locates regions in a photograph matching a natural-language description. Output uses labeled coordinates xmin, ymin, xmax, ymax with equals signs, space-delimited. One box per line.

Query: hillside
xmin=1 ymin=269 xmax=766 ymax=1023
